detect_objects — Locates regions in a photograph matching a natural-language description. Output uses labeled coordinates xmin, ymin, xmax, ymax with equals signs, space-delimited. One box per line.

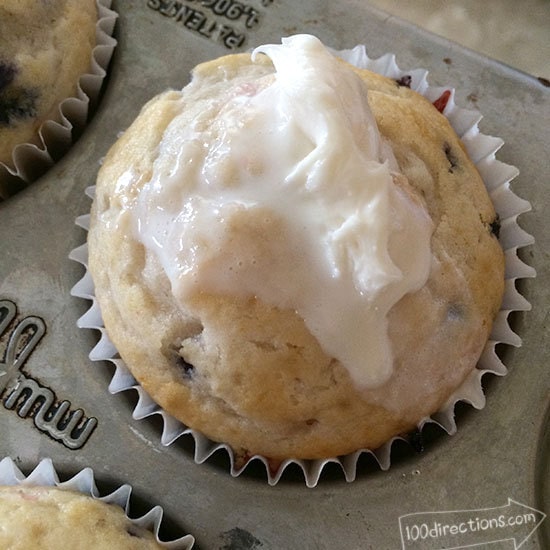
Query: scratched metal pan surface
xmin=0 ymin=1 xmax=548 ymax=548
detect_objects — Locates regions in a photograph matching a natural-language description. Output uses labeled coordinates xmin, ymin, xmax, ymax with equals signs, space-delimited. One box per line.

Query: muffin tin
xmin=0 ymin=1 xmax=548 ymax=548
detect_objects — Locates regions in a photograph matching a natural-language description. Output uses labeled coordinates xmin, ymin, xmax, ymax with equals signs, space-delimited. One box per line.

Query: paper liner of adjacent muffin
xmin=0 ymin=457 xmax=194 ymax=548
xmin=0 ymin=0 xmax=118 ymax=201
xmin=69 ymin=45 xmax=536 ymax=488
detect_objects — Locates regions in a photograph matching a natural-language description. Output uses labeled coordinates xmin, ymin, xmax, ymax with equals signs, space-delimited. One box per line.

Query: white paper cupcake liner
xmin=0 ymin=0 xmax=118 ymax=200
xmin=0 ymin=457 xmax=194 ymax=548
xmin=70 ymin=45 xmax=536 ymax=488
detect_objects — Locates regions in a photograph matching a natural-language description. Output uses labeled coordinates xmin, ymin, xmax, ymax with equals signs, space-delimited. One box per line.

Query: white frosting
xmin=129 ymin=35 xmax=433 ymax=388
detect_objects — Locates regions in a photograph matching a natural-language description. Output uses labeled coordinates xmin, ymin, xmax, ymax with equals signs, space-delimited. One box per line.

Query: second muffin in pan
xmin=0 ymin=0 xmax=117 ymax=198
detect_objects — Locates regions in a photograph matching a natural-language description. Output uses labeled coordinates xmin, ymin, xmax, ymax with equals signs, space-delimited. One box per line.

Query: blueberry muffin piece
xmin=0 ymin=486 xmax=165 ymax=549
xmin=0 ymin=0 xmax=97 ymax=172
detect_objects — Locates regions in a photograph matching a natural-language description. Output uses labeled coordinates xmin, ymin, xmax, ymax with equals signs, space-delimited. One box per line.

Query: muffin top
xmin=0 ymin=486 xmax=164 ymax=549
xmin=89 ymin=35 xmax=504 ymax=460
xmin=0 ymin=0 xmax=97 ymax=168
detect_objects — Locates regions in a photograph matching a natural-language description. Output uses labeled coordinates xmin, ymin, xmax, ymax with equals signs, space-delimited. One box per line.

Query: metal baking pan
xmin=1 ymin=1 xmax=548 ymax=548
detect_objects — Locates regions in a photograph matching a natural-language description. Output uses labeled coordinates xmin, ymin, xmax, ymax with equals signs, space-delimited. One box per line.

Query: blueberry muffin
xmin=88 ymin=35 xmax=504 ymax=460
xmin=0 ymin=0 xmax=97 ymax=176
xmin=0 ymin=486 xmax=164 ymax=549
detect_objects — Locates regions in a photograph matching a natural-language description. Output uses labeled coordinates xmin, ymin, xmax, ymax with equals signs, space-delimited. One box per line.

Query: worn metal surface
xmin=0 ymin=1 xmax=548 ymax=548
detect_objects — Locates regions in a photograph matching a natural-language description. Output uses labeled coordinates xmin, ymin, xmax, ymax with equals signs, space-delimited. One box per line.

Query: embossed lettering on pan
xmin=146 ymin=0 xmax=274 ymax=48
xmin=0 ymin=299 xmax=97 ymax=449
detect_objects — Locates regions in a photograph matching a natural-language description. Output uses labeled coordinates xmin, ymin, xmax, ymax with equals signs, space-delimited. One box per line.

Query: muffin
xmin=87 ymin=35 xmax=505 ymax=461
xmin=0 ymin=486 xmax=167 ymax=549
xmin=0 ymin=0 xmax=99 ymax=192
xmin=0 ymin=457 xmax=195 ymax=548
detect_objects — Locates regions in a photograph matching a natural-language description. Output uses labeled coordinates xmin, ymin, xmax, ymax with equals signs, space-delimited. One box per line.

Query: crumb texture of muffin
xmin=88 ymin=35 xmax=505 ymax=460
xmin=0 ymin=0 xmax=97 ymax=169
xmin=0 ymin=486 xmax=165 ymax=549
